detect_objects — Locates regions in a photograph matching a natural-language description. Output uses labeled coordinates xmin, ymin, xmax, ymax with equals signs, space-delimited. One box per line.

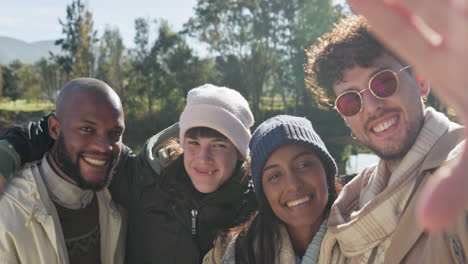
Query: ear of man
xmin=414 ymin=72 xmax=430 ymax=98
xmin=419 ymin=79 xmax=430 ymax=98
xmin=48 ymin=115 xmax=61 ymax=140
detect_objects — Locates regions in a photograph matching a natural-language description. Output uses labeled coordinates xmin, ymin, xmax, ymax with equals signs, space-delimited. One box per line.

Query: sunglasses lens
xmin=370 ymin=71 xmax=398 ymax=98
xmin=336 ymin=92 xmax=361 ymax=117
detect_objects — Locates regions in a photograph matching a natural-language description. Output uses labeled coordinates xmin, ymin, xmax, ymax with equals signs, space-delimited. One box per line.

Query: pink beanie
xmin=179 ymin=84 xmax=254 ymax=159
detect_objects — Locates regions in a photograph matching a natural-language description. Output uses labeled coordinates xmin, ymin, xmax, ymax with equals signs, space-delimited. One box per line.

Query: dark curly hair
xmin=305 ymin=14 xmax=404 ymax=106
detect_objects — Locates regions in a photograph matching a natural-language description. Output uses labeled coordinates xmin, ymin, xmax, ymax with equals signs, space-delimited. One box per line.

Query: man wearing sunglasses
xmin=307 ymin=14 xmax=467 ymax=264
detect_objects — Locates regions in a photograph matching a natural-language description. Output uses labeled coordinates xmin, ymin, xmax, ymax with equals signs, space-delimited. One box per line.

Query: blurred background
xmin=0 ymin=0 xmax=451 ymax=175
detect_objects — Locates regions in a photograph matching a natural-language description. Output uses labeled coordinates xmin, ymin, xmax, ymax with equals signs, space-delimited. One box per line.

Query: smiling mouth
xmin=372 ymin=116 xmax=397 ymax=133
xmin=286 ymin=195 xmax=312 ymax=208
xmin=82 ymin=157 xmax=108 ymax=167
xmin=195 ymin=168 xmax=215 ymax=175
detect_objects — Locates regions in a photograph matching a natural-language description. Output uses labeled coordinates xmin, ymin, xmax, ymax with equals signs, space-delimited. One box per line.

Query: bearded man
xmin=0 ymin=78 xmax=127 ymax=264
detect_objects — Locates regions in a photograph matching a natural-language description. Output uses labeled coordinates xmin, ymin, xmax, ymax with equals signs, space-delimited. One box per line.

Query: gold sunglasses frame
xmin=334 ymin=65 xmax=411 ymax=117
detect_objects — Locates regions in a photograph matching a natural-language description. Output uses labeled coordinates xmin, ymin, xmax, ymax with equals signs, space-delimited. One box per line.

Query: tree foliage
xmin=96 ymin=27 xmax=127 ymax=103
xmin=1 ymin=62 xmax=21 ymax=101
xmin=185 ymin=0 xmax=351 ymax=170
xmin=5 ymin=0 xmax=406 ymax=172
xmin=36 ymin=58 xmax=65 ymax=102
xmin=54 ymin=0 xmax=98 ymax=79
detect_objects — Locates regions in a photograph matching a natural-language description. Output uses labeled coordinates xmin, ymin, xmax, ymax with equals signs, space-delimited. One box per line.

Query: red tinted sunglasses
xmin=334 ymin=66 xmax=411 ymax=117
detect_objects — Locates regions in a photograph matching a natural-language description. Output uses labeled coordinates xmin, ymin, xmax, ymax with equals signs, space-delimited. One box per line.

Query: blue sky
xmin=0 ymin=0 xmax=347 ymax=48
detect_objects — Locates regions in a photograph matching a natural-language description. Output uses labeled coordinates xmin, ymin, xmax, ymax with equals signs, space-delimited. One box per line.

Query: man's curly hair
xmin=305 ymin=15 xmax=399 ymax=105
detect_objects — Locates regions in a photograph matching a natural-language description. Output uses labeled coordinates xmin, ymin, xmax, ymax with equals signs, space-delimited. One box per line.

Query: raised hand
xmin=348 ymin=0 xmax=468 ymax=231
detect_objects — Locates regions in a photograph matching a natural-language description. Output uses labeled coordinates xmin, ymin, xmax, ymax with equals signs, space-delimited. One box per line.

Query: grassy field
xmin=0 ymin=100 xmax=54 ymax=134
xmin=0 ymin=99 xmax=54 ymax=112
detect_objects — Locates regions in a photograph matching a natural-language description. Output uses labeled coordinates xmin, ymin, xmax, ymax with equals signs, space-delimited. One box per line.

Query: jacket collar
xmin=4 ymin=155 xmax=126 ymax=264
xmin=42 ymin=154 xmax=94 ymax=209
xmin=4 ymin=155 xmax=115 ymax=216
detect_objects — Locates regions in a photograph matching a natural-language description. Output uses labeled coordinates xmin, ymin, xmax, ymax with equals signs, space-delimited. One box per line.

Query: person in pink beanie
xmin=0 ymin=84 xmax=258 ymax=264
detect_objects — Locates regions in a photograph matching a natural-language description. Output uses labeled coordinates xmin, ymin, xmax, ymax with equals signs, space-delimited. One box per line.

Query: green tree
xmin=185 ymin=0 xmax=279 ymax=117
xmin=150 ymin=20 xmax=215 ymax=105
xmin=276 ymin=0 xmax=344 ymax=114
xmin=128 ymin=17 xmax=153 ymax=117
xmin=2 ymin=60 xmax=22 ymax=101
xmin=72 ymin=10 xmax=98 ymax=77
xmin=54 ymin=0 xmax=98 ymax=79
xmin=15 ymin=64 xmax=41 ymax=102
xmin=128 ymin=18 xmax=216 ymax=119
xmin=277 ymin=1 xmax=348 ymax=172
xmin=96 ymin=27 xmax=128 ymax=102
xmin=186 ymin=0 xmax=344 ymax=119
xmin=0 ymin=65 xmax=3 ymax=98
xmin=36 ymin=58 xmax=64 ymax=102
xmin=186 ymin=0 xmax=351 ymax=170
xmin=123 ymin=18 xmax=218 ymax=148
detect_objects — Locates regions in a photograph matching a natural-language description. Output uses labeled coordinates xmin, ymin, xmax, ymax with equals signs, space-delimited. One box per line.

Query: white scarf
xmin=319 ymin=108 xmax=452 ymax=264
xmin=221 ymin=219 xmax=328 ymax=264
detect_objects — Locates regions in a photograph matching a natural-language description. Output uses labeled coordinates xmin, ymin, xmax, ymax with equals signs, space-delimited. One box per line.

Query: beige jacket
xmin=0 ymin=160 xmax=127 ymax=264
xmin=319 ymin=119 xmax=467 ymax=264
xmin=383 ymin=148 xmax=468 ymax=264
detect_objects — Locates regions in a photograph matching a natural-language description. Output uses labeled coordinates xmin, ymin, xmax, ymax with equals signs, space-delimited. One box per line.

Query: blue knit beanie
xmin=249 ymin=115 xmax=338 ymax=203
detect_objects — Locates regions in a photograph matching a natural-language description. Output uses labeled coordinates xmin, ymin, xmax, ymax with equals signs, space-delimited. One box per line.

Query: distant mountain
xmin=0 ymin=36 xmax=62 ymax=64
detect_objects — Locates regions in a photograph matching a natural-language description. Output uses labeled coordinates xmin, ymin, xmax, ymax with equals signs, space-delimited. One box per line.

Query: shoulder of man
xmin=4 ymin=161 xmax=42 ymax=196
xmin=422 ymin=125 xmax=465 ymax=171
xmin=346 ymin=164 xmax=378 ymax=190
xmin=0 ymin=163 xmax=43 ymax=226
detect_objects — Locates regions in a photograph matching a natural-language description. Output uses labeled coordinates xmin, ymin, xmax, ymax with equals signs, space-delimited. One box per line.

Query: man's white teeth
xmin=373 ymin=117 xmax=397 ymax=133
xmin=84 ymin=157 xmax=106 ymax=166
xmin=286 ymin=196 xmax=310 ymax=207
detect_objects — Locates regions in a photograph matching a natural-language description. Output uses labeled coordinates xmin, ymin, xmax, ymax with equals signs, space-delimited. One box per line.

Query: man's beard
xmin=360 ymin=113 xmax=424 ymax=161
xmin=53 ymin=133 xmax=120 ymax=191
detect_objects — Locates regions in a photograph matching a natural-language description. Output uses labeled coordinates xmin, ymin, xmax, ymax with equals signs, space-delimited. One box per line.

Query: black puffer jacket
xmin=1 ymin=119 xmax=257 ymax=264
xmin=112 ymin=137 xmax=256 ymax=264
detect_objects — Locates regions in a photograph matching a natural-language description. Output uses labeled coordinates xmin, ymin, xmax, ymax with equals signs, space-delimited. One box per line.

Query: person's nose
xmin=284 ymin=170 xmax=301 ymax=192
xmin=90 ymin=134 xmax=114 ymax=153
xmin=361 ymin=88 xmax=384 ymax=114
xmin=197 ymin=145 xmax=213 ymax=162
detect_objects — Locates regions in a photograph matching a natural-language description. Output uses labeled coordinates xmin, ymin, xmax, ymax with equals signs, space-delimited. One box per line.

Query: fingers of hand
xmin=348 ymin=0 xmax=468 ymax=119
xmin=349 ymin=0 xmax=468 ymax=53
xmin=158 ymin=144 xmax=181 ymax=161
xmin=395 ymin=0 xmax=468 ymax=53
xmin=416 ymin=149 xmax=468 ymax=231
xmin=347 ymin=0 xmax=443 ymax=74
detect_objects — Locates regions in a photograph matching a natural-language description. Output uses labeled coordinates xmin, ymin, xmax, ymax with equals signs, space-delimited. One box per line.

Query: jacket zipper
xmin=191 ymin=209 xmax=198 ymax=235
